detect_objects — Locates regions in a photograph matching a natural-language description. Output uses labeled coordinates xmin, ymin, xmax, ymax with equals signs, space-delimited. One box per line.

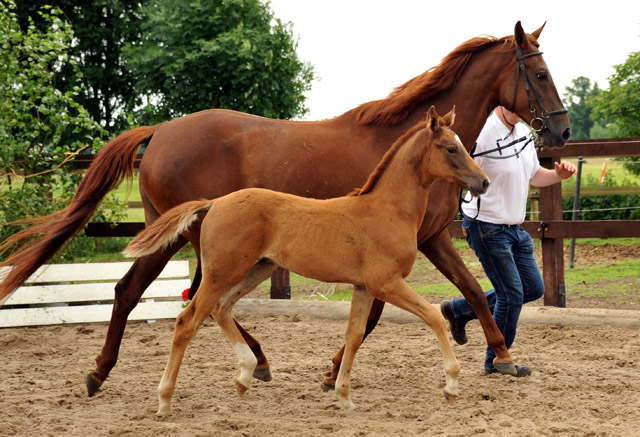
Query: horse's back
xmin=138 ymin=109 xmax=385 ymax=215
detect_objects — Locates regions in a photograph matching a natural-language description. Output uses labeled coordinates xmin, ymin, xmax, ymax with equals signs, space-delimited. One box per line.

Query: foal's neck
xmin=362 ymin=134 xmax=436 ymax=230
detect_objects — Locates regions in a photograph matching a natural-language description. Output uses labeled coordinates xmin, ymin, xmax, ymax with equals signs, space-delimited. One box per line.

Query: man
xmin=441 ymin=106 xmax=576 ymax=376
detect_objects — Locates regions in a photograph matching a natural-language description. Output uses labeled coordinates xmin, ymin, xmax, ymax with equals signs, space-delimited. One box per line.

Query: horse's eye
xmin=536 ymin=72 xmax=548 ymax=81
xmin=446 ymin=147 xmax=457 ymax=154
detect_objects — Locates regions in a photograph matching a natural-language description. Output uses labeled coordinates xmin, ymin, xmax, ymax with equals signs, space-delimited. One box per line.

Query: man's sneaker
xmin=440 ymin=300 xmax=468 ymax=345
xmin=484 ymin=365 xmax=532 ymax=377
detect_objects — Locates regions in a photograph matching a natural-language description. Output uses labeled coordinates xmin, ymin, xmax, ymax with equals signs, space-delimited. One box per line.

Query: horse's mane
xmin=351 ymin=121 xmax=426 ymax=196
xmin=353 ymin=35 xmax=515 ymax=126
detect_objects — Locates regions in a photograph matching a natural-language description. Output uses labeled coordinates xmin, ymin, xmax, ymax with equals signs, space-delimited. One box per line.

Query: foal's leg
xmin=335 ymin=286 xmax=375 ymax=411
xmin=86 ymin=237 xmax=185 ymax=396
xmin=191 ymin=255 xmax=272 ymax=381
xmin=156 ymin=277 xmax=224 ymax=416
xmin=419 ymin=233 xmax=516 ymax=375
xmin=211 ymin=260 xmax=278 ymax=394
xmin=368 ymin=277 xmax=460 ymax=402
xmin=323 ymin=298 xmax=385 ymax=389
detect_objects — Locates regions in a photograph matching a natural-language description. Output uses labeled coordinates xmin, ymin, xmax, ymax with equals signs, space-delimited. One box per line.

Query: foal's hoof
xmin=253 ymin=366 xmax=272 ymax=382
xmin=235 ymin=381 xmax=249 ymax=396
xmin=85 ymin=371 xmax=103 ymax=397
xmin=444 ymin=391 xmax=456 ymax=405
xmin=493 ymin=360 xmax=518 ymax=376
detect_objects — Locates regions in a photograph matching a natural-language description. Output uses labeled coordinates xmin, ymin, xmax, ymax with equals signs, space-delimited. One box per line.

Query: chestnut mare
xmin=0 ymin=22 xmax=570 ymax=395
xmin=123 ymin=107 xmax=490 ymax=415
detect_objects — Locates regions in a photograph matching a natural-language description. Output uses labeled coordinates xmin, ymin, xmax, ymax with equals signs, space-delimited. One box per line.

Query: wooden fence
xmin=81 ymin=138 xmax=640 ymax=307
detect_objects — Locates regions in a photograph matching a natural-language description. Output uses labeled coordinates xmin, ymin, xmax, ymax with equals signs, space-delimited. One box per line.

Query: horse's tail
xmin=123 ymin=199 xmax=213 ymax=259
xmin=0 ymin=126 xmax=155 ymax=306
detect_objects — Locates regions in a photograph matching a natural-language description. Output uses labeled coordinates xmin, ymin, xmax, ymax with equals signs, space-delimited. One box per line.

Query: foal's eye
xmin=446 ymin=147 xmax=457 ymax=154
xmin=536 ymin=72 xmax=548 ymax=81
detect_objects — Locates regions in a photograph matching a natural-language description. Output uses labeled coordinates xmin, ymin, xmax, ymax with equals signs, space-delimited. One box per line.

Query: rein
xmin=510 ymin=46 xmax=568 ymax=132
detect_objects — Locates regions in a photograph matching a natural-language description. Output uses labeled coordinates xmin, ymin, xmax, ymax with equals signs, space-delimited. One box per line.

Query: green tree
xmin=562 ymin=76 xmax=602 ymax=140
xmin=0 ymin=1 xmax=124 ymax=261
xmin=124 ymin=0 xmax=315 ymax=124
xmin=591 ymin=51 xmax=640 ymax=175
xmin=13 ymin=0 xmax=145 ymax=132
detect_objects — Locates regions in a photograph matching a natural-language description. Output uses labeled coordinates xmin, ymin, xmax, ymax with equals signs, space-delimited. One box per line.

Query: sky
xmin=268 ymin=0 xmax=640 ymax=121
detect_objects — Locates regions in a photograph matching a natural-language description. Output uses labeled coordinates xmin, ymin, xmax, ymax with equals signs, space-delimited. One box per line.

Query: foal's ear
xmin=442 ymin=105 xmax=456 ymax=127
xmin=426 ymin=105 xmax=440 ymax=132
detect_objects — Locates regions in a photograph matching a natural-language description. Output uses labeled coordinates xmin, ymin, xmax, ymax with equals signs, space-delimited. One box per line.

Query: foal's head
xmin=420 ymin=106 xmax=489 ymax=197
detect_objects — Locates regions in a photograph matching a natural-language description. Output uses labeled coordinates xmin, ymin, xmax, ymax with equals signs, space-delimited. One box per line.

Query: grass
xmin=562 ymin=156 xmax=640 ymax=186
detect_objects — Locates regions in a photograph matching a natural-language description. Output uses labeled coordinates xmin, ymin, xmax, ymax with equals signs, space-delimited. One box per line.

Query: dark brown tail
xmin=0 ymin=126 xmax=155 ymax=305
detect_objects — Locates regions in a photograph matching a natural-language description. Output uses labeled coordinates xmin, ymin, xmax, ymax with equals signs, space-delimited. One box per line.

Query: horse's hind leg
xmin=368 ymin=277 xmax=460 ymax=403
xmin=335 ymin=286 xmax=374 ymax=411
xmin=211 ymin=260 xmax=278 ymax=394
xmin=323 ymin=298 xmax=385 ymax=389
xmin=86 ymin=237 xmax=185 ymax=396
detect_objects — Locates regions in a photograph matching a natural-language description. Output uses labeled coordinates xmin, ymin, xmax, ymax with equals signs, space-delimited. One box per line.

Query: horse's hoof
xmin=321 ymin=380 xmax=335 ymax=391
xmin=85 ymin=371 xmax=103 ymax=397
xmin=493 ymin=361 xmax=518 ymax=376
xmin=444 ymin=391 xmax=456 ymax=404
xmin=253 ymin=367 xmax=272 ymax=382
xmin=235 ymin=381 xmax=249 ymax=396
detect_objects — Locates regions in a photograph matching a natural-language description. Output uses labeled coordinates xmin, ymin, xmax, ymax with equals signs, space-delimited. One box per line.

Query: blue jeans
xmin=450 ymin=216 xmax=545 ymax=371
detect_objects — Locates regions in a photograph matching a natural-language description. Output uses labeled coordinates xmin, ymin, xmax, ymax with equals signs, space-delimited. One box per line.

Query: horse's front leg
xmin=323 ymin=298 xmax=386 ymax=389
xmin=419 ymin=231 xmax=516 ymax=375
xmin=86 ymin=239 xmax=185 ymax=396
xmin=335 ymin=286 xmax=375 ymax=411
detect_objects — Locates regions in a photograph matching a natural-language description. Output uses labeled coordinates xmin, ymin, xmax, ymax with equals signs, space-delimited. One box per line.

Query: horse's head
xmin=497 ymin=22 xmax=571 ymax=148
xmin=424 ymin=106 xmax=489 ymax=196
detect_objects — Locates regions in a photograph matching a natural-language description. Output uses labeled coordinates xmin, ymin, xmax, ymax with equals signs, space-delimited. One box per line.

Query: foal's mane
xmin=351 ymin=122 xmax=426 ymax=196
xmin=353 ymin=35 xmax=514 ymax=126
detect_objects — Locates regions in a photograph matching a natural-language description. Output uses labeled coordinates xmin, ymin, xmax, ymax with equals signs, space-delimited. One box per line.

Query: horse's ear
xmin=442 ymin=105 xmax=455 ymax=127
xmin=426 ymin=105 xmax=440 ymax=132
xmin=514 ymin=21 xmax=527 ymax=48
xmin=531 ymin=22 xmax=546 ymax=40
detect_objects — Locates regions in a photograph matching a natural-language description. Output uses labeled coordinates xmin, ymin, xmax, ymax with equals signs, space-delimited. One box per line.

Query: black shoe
xmin=440 ymin=300 xmax=468 ymax=345
xmin=484 ymin=365 xmax=532 ymax=377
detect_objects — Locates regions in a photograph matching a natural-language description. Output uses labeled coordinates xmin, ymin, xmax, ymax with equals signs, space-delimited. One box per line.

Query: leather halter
xmin=510 ymin=45 xmax=568 ymax=132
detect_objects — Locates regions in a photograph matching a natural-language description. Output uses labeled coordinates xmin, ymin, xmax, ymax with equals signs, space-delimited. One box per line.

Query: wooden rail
xmin=82 ymin=138 xmax=640 ymax=306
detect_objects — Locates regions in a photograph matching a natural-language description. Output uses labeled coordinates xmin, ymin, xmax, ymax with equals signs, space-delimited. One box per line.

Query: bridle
xmin=459 ymin=44 xmax=569 ymax=221
xmin=510 ymin=45 xmax=568 ymax=133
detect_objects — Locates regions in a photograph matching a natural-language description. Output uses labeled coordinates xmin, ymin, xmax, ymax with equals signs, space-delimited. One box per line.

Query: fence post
xmin=569 ymin=157 xmax=585 ymax=268
xmin=539 ymin=157 xmax=566 ymax=307
xmin=270 ymin=267 xmax=291 ymax=299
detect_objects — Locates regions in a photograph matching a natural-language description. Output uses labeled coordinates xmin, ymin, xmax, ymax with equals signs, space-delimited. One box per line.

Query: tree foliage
xmin=13 ymin=0 xmax=144 ymax=132
xmin=124 ymin=0 xmax=315 ymax=124
xmin=0 ymin=1 xmax=124 ymax=261
xmin=590 ymin=51 xmax=640 ymax=175
xmin=562 ymin=76 xmax=602 ymax=140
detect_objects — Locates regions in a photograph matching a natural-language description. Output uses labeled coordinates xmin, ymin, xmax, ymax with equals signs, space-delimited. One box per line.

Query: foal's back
xmin=201 ymin=187 xmax=416 ymax=287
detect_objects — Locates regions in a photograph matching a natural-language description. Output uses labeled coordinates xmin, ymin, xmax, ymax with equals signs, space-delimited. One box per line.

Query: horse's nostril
xmin=482 ymin=179 xmax=490 ymax=191
xmin=562 ymin=127 xmax=571 ymax=141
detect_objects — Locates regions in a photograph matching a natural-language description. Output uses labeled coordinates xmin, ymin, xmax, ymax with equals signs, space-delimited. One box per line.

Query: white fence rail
xmin=0 ymin=261 xmax=190 ymax=328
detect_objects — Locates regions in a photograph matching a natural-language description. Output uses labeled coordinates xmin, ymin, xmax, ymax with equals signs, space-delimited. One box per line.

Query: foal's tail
xmin=123 ymin=199 xmax=213 ymax=259
xmin=0 ymin=126 xmax=155 ymax=306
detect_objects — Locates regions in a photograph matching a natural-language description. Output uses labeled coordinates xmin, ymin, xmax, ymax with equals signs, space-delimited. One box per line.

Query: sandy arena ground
xmin=1 ymin=304 xmax=639 ymax=437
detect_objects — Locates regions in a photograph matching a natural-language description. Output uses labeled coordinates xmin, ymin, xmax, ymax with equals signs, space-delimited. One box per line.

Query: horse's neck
xmin=400 ymin=49 xmax=511 ymax=150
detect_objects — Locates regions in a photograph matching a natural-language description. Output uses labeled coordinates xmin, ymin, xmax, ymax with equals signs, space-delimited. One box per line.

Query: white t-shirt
xmin=462 ymin=112 xmax=540 ymax=225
